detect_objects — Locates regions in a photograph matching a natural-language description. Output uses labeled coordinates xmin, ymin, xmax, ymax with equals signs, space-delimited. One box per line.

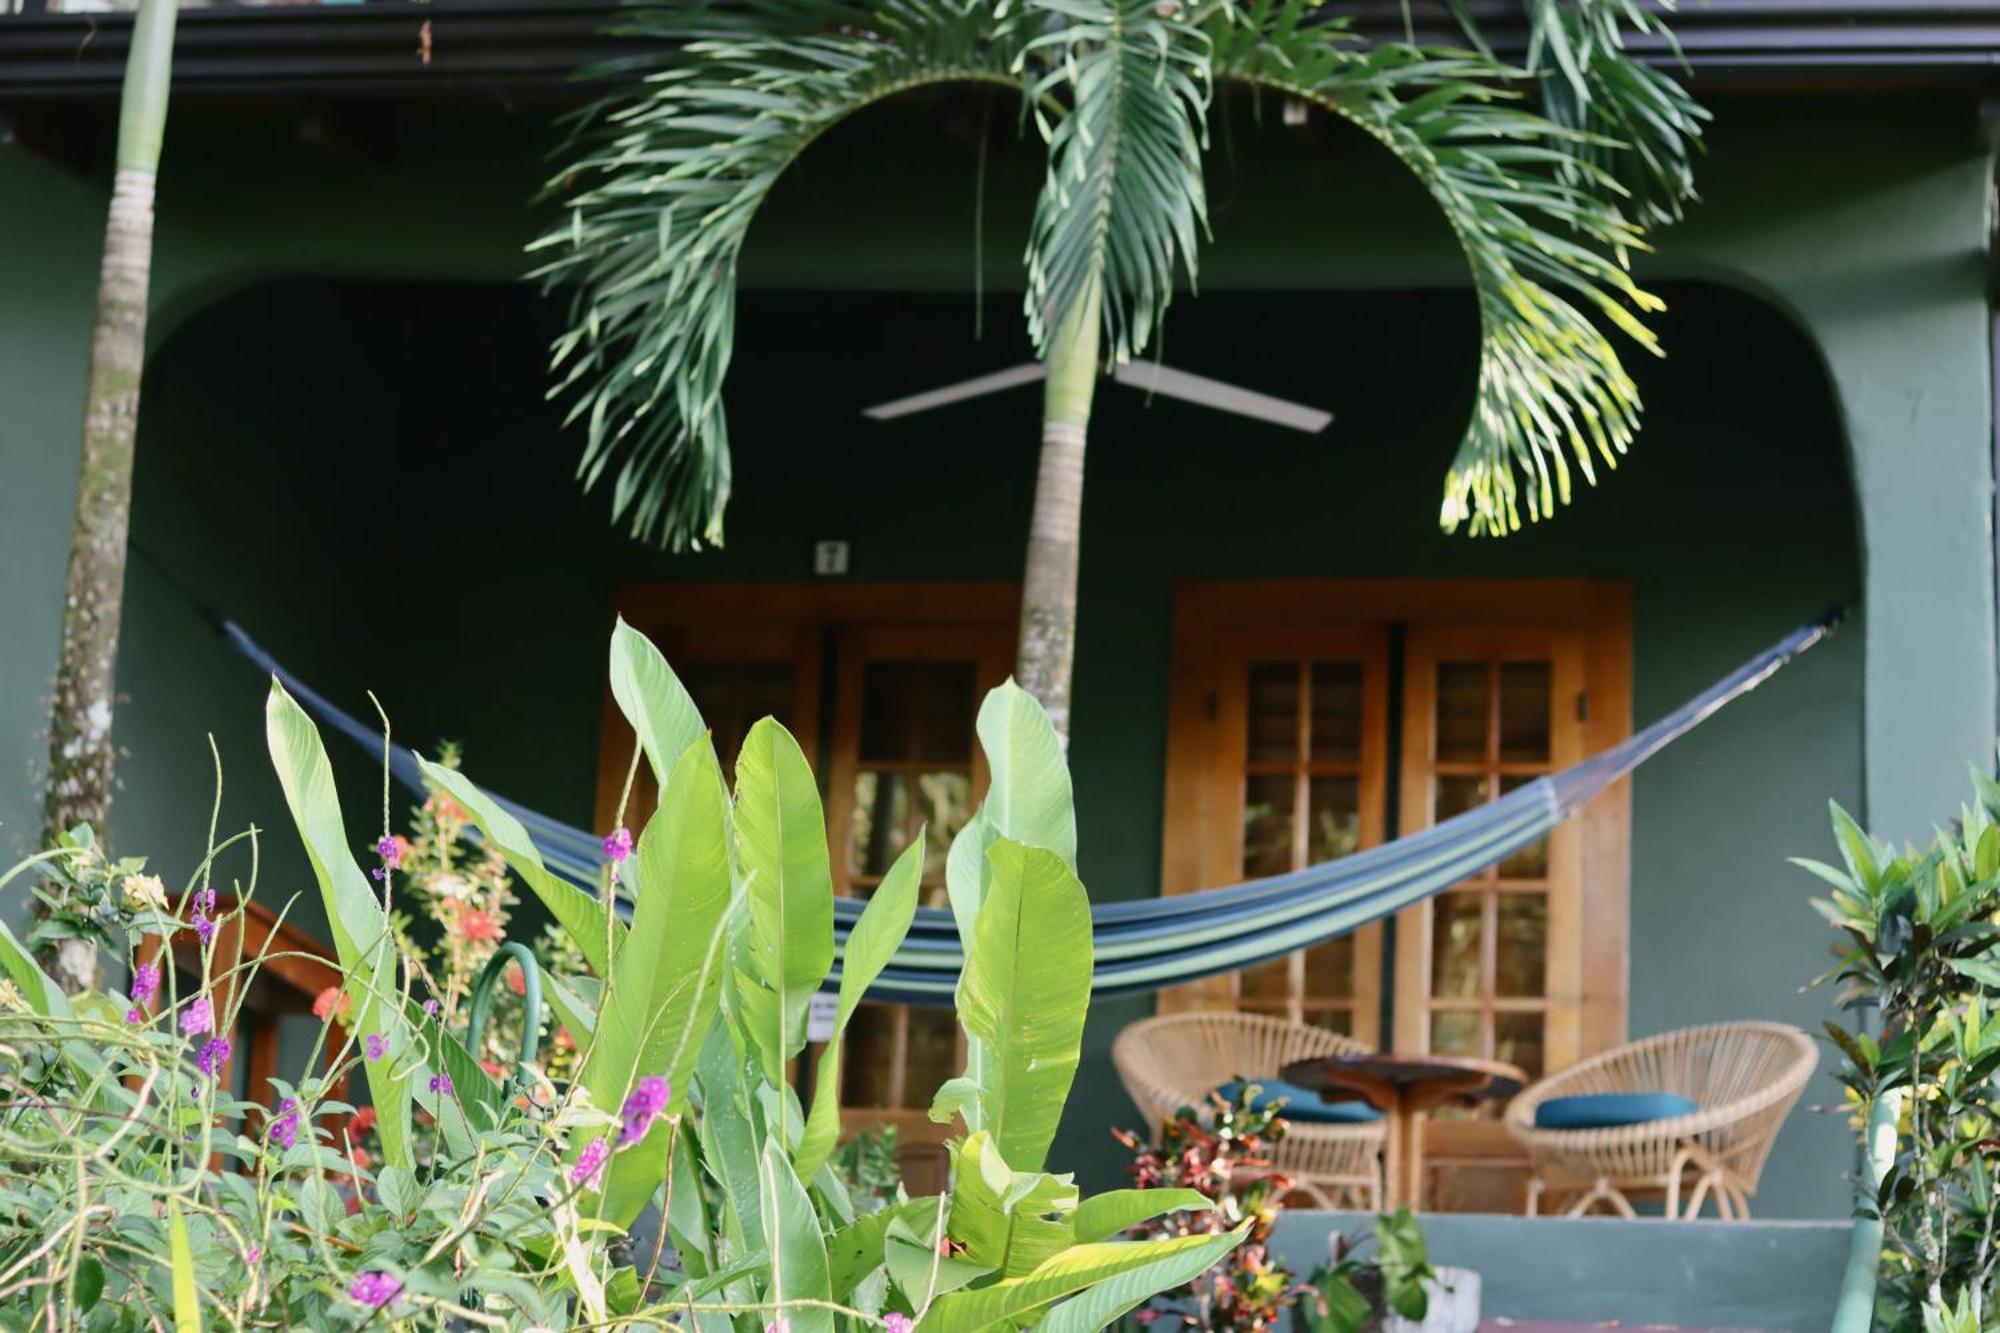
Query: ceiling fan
xmin=860 ymin=360 xmax=1333 ymax=434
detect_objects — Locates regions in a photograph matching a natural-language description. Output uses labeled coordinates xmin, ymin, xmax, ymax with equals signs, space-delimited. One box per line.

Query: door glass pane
xmin=1242 ymin=775 xmax=1297 ymax=877
xmin=676 ymin=661 xmax=799 ymax=786
xmin=1435 ymin=662 xmax=1489 ymax=763
xmin=1307 ymin=776 xmax=1361 ymax=864
xmin=859 ymin=663 xmax=918 ymax=761
xmin=1304 ymin=1008 xmax=1354 ymax=1037
xmin=850 ymin=772 xmax=910 ymax=879
xmin=1496 ymin=775 xmax=1548 ymax=878
xmin=918 ymin=662 xmax=978 ymax=761
xmin=1495 ymin=894 xmax=1548 ymax=997
xmin=1498 ymin=661 xmax=1552 ymax=763
xmin=1430 ymin=893 xmax=1483 ymax=999
xmin=904 ymin=1009 xmax=959 ymax=1108
xmin=843 ymin=1006 xmax=897 ymax=1106
xmin=1241 ymin=956 xmax=1294 ymax=1002
xmin=1246 ymin=662 xmax=1300 ymax=763
xmin=916 ymin=772 xmax=974 ymax=879
xmin=1304 ymin=936 xmax=1354 ymax=998
xmin=1495 ymin=1011 xmax=1546 ymax=1079
xmin=1308 ymin=662 xmax=1363 ymax=762
xmin=1435 ymin=774 xmax=1490 ymax=823
xmin=1432 ymin=1010 xmax=1481 ymax=1057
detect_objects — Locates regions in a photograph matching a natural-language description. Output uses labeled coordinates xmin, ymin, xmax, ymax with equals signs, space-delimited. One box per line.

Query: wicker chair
xmin=1503 ymin=1021 xmax=1817 ymax=1220
xmin=1113 ymin=1012 xmax=1385 ymax=1210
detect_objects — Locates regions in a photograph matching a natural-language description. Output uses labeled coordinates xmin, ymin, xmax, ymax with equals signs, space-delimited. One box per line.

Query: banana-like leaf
xmin=826 ymin=1209 xmax=895 ymax=1301
xmin=945 ymin=680 xmax=1076 ymax=939
xmin=756 ymin=1141 xmax=834 ymax=1333
xmin=609 ymin=618 xmax=711 ymax=794
xmin=265 ymin=681 xmax=413 ymax=1170
xmin=952 ymin=839 xmax=1092 ymax=1170
xmin=584 ymin=737 xmax=734 ymax=1225
xmin=886 ymin=1197 xmax=994 ymax=1308
xmin=418 ymin=758 xmax=623 ymax=979
xmin=694 ymin=1027 xmax=760 ymax=1261
xmin=1035 ymin=1226 xmax=1250 ymax=1332
xmin=795 ymin=835 xmax=923 ymax=1182
xmin=168 ymin=1197 xmax=201 ymax=1333
xmin=734 ymin=718 xmax=836 ymax=1085
xmin=1071 ymin=1188 xmax=1213 ymax=1243
xmin=947 ymin=1132 xmax=1078 ymax=1279
xmin=915 ymin=1227 xmax=1248 ymax=1332
xmin=0 ymin=916 xmax=66 ymax=1020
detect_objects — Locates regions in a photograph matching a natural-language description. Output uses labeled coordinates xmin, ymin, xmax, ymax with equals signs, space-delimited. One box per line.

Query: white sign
xmin=807 ymin=990 xmax=839 ymax=1044
xmin=813 ymin=539 xmax=850 ymax=577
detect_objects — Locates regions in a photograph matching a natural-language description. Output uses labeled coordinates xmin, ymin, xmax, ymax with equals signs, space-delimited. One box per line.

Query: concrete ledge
xmin=1268 ymin=1212 xmax=1851 ymax=1332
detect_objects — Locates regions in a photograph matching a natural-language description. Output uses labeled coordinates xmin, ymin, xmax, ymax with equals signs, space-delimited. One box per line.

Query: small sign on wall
xmin=812 ymin=538 xmax=851 ymax=577
xmin=807 ymin=990 xmax=839 ymax=1043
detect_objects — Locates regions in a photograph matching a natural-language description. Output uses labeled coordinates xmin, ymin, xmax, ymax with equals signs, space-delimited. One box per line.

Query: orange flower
xmin=429 ymin=794 xmax=468 ymax=823
xmin=350 ymin=1146 xmax=372 ymax=1172
xmin=458 ymin=909 xmax=501 ymax=943
xmin=505 ymin=967 xmax=526 ymax=997
xmin=554 ymin=1028 xmax=574 ymax=1050
xmin=312 ymin=987 xmax=351 ymax=1022
xmin=480 ymin=1059 xmax=505 ymax=1079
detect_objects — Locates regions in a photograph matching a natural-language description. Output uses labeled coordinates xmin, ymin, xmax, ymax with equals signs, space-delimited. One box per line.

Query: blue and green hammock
xmin=219 ymin=613 xmax=1836 ymax=1006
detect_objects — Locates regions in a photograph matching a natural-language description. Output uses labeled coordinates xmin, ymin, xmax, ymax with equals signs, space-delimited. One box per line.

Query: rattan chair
xmin=1503 ymin=1021 xmax=1817 ymax=1220
xmin=1112 ymin=1011 xmax=1385 ymax=1210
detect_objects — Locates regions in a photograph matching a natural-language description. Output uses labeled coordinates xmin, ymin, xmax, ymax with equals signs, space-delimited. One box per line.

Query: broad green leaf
xmin=1829 ymin=801 xmax=1882 ymax=894
xmin=826 ymin=1210 xmax=894 ymax=1300
xmin=168 ymin=1197 xmax=201 ymax=1333
xmin=265 ymin=681 xmax=412 ymax=1170
xmin=418 ymin=758 xmax=622 ymax=979
xmin=734 ymin=718 xmax=836 ymax=1084
xmin=543 ymin=969 xmax=598 ymax=1046
xmin=1946 ymin=956 xmax=2000 ymax=988
xmin=796 ymin=836 xmax=923 ymax=1181
xmin=915 ymin=1228 xmax=1248 ymax=1333
xmin=886 ymin=1197 xmax=994 ymax=1308
xmin=946 ymin=681 xmax=1076 ymax=943
xmin=378 ymin=1165 xmax=421 ymax=1219
xmin=695 ymin=1026 xmax=760 ymax=1258
xmin=756 ymin=1141 xmax=834 ymax=1333
xmin=585 ymin=737 xmax=734 ymax=1225
xmin=0 ymin=916 xmax=66 ymax=1019
xmin=1071 ymin=1187 xmax=1213 ymax=1243
xmin=1037 ymin=1225 xmax=1249 ymax=1332
xmin=610 ymin=618 xmax=709 ymax=793
xmin=947 ymin=1132 xmax=1078 ymax=1279
xmin=954 ymin=838 xmax=1093 ymax=1170
xmin=668 ymin=1124 xmax=717 ymax=1278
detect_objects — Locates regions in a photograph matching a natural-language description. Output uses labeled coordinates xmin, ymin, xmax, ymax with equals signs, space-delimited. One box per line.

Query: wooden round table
xmin=1281 ymin=1052 xmax=1527 ymax=1212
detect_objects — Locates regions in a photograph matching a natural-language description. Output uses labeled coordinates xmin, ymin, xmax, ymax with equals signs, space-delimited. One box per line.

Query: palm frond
xmin=1022 ymin=0 xmax=1212 ymax=364
xmin=533 ymin=1 xmax=1028 ymax=550
xmin=1212 ymin=3 xmax=1665 ymax=536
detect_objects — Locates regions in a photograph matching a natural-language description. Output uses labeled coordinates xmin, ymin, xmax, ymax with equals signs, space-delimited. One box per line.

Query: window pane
xmin=1430 ymin=893 xmax=1484 ymax=999
xmin=1495 ymin=1011 xmax=1546 ymax=1079
xmin=1435 ymin=662 xmax=1489 ymax=764
xmin=1497 ymin=775 xmax=1548 ymax=878
xmin=859 ymin=663 xmax=918 ymax=761
xmin=1432 ymin=1010 xmax=1481 ymax=1057
xmin=1307 ymin=776 xmax=1361 ymax=864
xmin=850 ymin=771 xmax=909 ymax=879
xmin=1304 ymin=936 xmax=1354 ymax=999
xmin=1242 ymin=775 xmax=1297 ymax=877
xmin=1495 ymin=894 xmax=1548 ymax=998
xmin=1241 ymin=955 xmax=1294 ymax=1002
xmin=681 ymin=661 xmax=797 ymax=782
xmin=916 ymin=772 xmax=974 ymax=881
xmin=1246 ymin=662 xmax=1300 ymax=764
xmin=843 ymin=1005 xmax=897 ymax=1107
xmin=1435 ymin=774 xmax=1490 ymax=823
xmin=918 ymin=662 xmax=978 ymax=762
xmin=1308 ymin=662 xmax=1364 ymax=762
xmin=1498 ymin=661 xmax=1552 ymax=763
xmin=903 ymin=1008 xmax=958 ymax=1108
xmin=1304 ymin=1007 xmax=1354 ymax=1038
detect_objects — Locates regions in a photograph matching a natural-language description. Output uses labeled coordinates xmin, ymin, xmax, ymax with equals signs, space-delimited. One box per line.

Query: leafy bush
xmin=1805 ymin=770 xmax=2000 ymax=1329
xmin=0 ymin=620 xmax=1245 ymax=1327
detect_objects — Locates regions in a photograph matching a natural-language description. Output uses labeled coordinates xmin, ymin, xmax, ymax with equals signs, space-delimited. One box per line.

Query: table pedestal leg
xmin=1384 ymin=1097 xmax=1425 ymax=1212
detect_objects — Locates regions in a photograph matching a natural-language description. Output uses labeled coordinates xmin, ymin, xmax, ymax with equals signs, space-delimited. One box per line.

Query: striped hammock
xmin=220 ymin=613 xmax=1836 ymax=1006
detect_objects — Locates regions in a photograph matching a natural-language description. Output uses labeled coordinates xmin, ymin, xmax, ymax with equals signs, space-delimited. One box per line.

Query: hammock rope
xmin=218 ymin=611 xmax=1838 ymax=1005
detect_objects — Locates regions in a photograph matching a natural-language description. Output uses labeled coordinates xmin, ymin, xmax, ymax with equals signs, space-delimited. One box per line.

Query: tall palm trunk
xmin=43 ymin=0 xmax=177 ymax=873
xmin=1016 ymin=282 xmax=1102 ymax=744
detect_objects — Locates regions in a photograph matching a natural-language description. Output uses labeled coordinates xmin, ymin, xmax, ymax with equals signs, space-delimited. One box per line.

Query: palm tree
xmin=535 ymin=0 xmax=1703 ymax=740
xmin=44 ymin=0 xmax=178 ymax=847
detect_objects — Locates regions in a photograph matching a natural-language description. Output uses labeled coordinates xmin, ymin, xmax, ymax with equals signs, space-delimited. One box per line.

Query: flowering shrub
xmin=0 ymin=620 xmax=1246 ymax=1327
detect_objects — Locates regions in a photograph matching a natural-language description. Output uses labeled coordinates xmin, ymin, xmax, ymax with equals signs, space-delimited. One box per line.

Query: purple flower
xmin=884 ymin=1318 xmax=911 ymax=1333
xmin=246 ymin=1245 xmax=261 ymax=1266
xmin=194 ymin=887 xmax=216 ymax=917
xmin=181 ymin=996 xmax=213 ymax=1037
xmin=349 ymin=1271 xmax=402 ymax=1309
xmin=619 ymin=1075 xmax=670 ymax=1146
xmin=193 ymin=913 xmax=215 ymax=945
xmin=428 ymin=1072 xmax=454 ymax=1097
xmin=364 ymin=1034 xmax=386 ymax=1061
xmin=130 ymin=961 xmax=160 ymax=1006
xmin=268 ymin=1098 xmax=300 ymax=1150
xmin=422 ymin=999 xmax=441 ymax=1019
xmin=376 ymin=835 xmax=403 ymax=869
xmin=125 ymin=1007 xmax=143 ymax=1025
xmin=197 ymin=1036 xmax=232 ymax=1079
xmin=571 ymin=1136 xmax=611 ymax=1188
xmin=766 ymin=1321 xmax=791 ymax=1333
xmin=602 ymin=826 xmax=633 ymax=863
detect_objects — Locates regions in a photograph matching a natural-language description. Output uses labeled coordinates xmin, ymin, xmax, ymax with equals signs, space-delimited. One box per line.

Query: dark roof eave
xmin=3 ymin=0 xmax=1999 ymax=105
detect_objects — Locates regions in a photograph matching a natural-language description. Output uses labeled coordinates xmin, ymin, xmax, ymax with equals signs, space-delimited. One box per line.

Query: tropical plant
xmin=43 ymin=0 xmax=179 ymax=873
xmin=1806 ymin=765 xmax=2000 ymax=1332
xmin=1112 ymin=1083 xmax=1305 ymax=1331
xmin=0 ymin=618 xmax=1246 ymax=1328
xmin=535 ymin=0 xmax=1705 ymax=737
xmin=1300 ymin=1212 xmax=1433 ymax=1333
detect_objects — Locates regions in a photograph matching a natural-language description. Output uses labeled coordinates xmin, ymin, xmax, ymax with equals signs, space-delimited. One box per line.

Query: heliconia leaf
xmin=168 ymin=1198 xmax=202 ymax=1333
xmin=1035 ymin=1227 xmax=1249 ymax=1332
xmin=915 ymin=1227 xmax=1248 ymax=1333
xmin=265 ymin=681 xmax=413 ymax=1171
xmin=0 ymin=915 xmax=66 ymax=1020
xmin=1071 ymin=1188 xmax=1213 ymax=1243
xmin=756 ymin=1141 xmax=835 ymax=1333
xmin=734 ymin=717 xmax=836 ymax=1084
xmin=796 ymin=835 xmax=923 ymax=1181
xmin=610 ymin=617 xmax=710 ymax=792
xmin=947 ymin=1132 xmax=1078 ymax=1279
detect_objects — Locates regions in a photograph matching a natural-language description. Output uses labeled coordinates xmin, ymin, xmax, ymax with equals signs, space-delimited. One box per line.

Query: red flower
xmin=349 ymin=1106 xmax=377 ymax=1137
xmin=350 ymin=1146 xmax=372 ymax=1172
xmin=554 ymin=1028 xmax=574 ymax=1050
xmin=480 ymin=1060 xmax=505 ymax=1079
xmin=458 ymin=909 xmax=501 ymax=943
xmin=505 ymin=967 xmax=526 ymax=997
xmin=312 ymin=987 xmax=350 ymax=1022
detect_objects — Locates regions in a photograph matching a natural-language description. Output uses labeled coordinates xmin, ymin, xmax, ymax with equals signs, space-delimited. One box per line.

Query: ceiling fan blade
xmin=1112 ymin=361 xmax=1333 ymax=434
xmin=861 ymin=363 xmax=1046 ymax=420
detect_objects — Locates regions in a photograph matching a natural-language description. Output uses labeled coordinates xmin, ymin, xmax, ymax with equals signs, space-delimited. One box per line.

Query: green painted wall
xmin=0 ymin=90 xmax=1986 ymax=1223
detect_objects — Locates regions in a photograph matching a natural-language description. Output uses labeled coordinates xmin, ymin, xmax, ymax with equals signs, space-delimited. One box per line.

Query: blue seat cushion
xmin=1534 ymin=1091 xmax=1699 ymax=1130
xmin=1214 ymin=1078 xmax=1383 ymax=1124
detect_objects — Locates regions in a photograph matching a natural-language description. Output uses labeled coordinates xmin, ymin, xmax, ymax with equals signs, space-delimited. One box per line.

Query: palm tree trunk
xmin=43 ymin=0 xmax=178 ymax=875
xmin=1016 ymin=281 xmax=1102 ymax=744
